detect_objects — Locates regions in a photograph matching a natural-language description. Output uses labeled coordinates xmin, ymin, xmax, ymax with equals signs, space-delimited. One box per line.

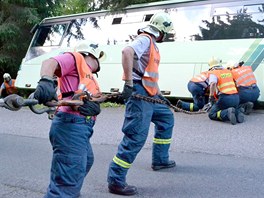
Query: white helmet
xmin=148 ymin=12 xmax=173 ymax=34
xmin=3 ymin=73 xmax=11 ymax=80
xmin=139 ymin=12 xmax=174 ymax=42
xmin=225 ymin=60 xmax=239 ymax=69
xmin=74 ymin=40 xmax=106 ymax=62
xmin=208 ymin=57 xmax=222 ymax=69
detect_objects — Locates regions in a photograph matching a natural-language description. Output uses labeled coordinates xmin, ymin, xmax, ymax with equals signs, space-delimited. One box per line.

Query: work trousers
xmin=107 ymin=83 xmax=174 ymax=187
xmin=44 ymin=112 xmax=95 ymax=198
xmin=208 ymin=94 xmax=239 ymax=122
xmin=238 ymin=85 xmax=260 ymax=105
xmin=181 ymin=81 xmax=208 ymax=111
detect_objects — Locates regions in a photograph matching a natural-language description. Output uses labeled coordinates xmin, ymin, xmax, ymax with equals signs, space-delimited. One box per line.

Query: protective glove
xmin=121 ymin=84 xmax=133 ymax=103
xmin=158 ymin=94 xmax=171 ymax=106
xmin=209 ymin=96 xmax=216 ymax=105
xmin=202 ymin=103 xmax=212 ymax=112
xmin=78 ymin=98 xmax=101 ymax=116
xmin=34 ymin=76 xmax=57 ymax=104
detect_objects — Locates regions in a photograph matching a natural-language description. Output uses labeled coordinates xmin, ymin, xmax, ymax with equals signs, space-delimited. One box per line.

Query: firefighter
xmin=0 ymin=73 xmax=18 ymax=97
xmin=226 ymin=61 xmax=260 ymax=115
xmin=107 ymin=12 xmax=175 ymax=195
xmin=206 ymin=57 xmax=244 ymax=125
xmin=177 ymin=70 xmax=210 ymax=111
xmin=33 ymin=40 xmax=106 ymax=197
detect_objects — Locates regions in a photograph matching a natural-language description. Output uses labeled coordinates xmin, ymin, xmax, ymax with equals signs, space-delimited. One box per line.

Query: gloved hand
xmin=121 ymin=84 xmax=133 ymax=102
xmin=158 ymin=94 xmax=171 ymax=106
xmin=209 ymin=96 xmax=216 ymax=105
xmin=78 ymin=98 xmax=101 ymax=116
xmin=202 ymin=103 xmax=212 ymax=112
xmin=34 ymin=76 xmax=57 ymax=104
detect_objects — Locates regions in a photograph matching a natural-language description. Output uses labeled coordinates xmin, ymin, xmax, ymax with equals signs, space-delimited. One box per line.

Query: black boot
xmin=243 ymin=102 xmax=254 ymax=115
xmin=108 ymin=184 xmax=137 ymax=196
xmin=236 ymin=107 xmax=244 ymax=123
xmin=227 ymin=107 xmax=237 ymax=125
xmin=152 ymin=160 xmax=176 ymax=171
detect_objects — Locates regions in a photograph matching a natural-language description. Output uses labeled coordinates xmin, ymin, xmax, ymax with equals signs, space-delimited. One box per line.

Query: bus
xmin=15 ymin=0 xmax=264 ymax=103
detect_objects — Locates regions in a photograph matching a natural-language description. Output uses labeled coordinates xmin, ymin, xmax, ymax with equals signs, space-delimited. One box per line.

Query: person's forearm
xmin=122 ymin=47 xmax=134 ymax=82
xmin=209 ymin=83 xmax=216 ymax=96
xmin=40 ymin=58 xmax=60 ymax=78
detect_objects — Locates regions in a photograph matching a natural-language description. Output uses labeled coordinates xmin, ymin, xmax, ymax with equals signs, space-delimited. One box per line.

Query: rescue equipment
xmin=131 ymin=94 xmax=207 ymax=114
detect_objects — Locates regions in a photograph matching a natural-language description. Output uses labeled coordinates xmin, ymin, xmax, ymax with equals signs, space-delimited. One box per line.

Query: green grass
xmin=101 ymin=102 xmax=124 ymax=108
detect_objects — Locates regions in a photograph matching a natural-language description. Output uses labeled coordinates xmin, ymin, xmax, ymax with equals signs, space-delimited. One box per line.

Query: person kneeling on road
xmin=206 ymin=57 xmax=244 ymax=125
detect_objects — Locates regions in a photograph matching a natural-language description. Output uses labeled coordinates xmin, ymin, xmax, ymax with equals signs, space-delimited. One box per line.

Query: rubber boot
xmin=236 ymin=107 xmax=244 ymax=123
xmin=108 ymin=184 xmax=138 ymax=196
xmin=242 ymin=102 xmax=254 ymax=115
xmin=152 ymin=160 xmax=176 ymax=171
xmin=227 ymin=107 xmax=237 ymax=125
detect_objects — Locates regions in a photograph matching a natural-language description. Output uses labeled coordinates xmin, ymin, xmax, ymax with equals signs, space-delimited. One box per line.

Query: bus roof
xmin=39 ymin=0 xmax=236 ymax=24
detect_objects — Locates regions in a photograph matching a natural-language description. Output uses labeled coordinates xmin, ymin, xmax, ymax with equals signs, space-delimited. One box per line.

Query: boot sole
xmin=244 ymin=102 xmax=254 ymax=115
xmin=152 ymin=162 xmax=176 ymax=171
xmin=228 ymin=108 xmax=237 ymax=125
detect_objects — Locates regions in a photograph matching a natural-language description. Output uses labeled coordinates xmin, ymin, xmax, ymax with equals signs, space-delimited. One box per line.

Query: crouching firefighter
xmin=177 ymin=70 xmax=209 ymax=112
xmin=107 ymin=12 xmax=176 ymax=196
xmin=34 ymin=40 xmax=106 ymax=198
xmin=206 ymin=57 xmax=244 ymax=125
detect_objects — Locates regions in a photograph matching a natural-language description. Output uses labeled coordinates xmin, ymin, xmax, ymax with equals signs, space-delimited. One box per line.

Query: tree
xmin=0 ymin=0 xmax=64 ymax=83
xmin=0 ymin=0 xmax=163 ymax=84
xmin=193 ymin=6 xmax=264 ymax=40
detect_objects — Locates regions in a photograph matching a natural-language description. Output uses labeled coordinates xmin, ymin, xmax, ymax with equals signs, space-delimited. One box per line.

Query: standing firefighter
xmin=34 ymin=40 xmax=106 ymax=197
xmin=0 ymin=73 xmax=18 ymax=98
xmin=206 ymin=57 xmax=244 ymax=125
xmin=107 ymin=12 xmax=175 ymax=196
xmin=227 ymin=61 xmax=260 ymax=115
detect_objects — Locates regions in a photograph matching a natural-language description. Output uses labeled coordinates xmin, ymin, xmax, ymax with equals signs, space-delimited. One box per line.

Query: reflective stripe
xmin=153 ymin=138 xmax=172 ymax=144
xmin=217 ymin=81 xmax=237 ymax=94
xmin=231 ymin=66 xmax=257 ymax=87
xmin=191 ymin=72 xmax=208 ymax=82
xmin=221 ymin=87 xmax=237 ymax=93
xmin=218 ymin=81 xmax=235 ymax=88
xmin=217 ymin=110 xmax=222 ymax=120
xmin=237 ymin=77 xmax=256 ymax=86
xmin=190 ymin=103 xmax=194 ymax=111
xmin=78 ymin=84 xmax=86 ymax=91
xmin=144 ymin=71 xmax=159 ymax=78
xmin=142 ymin=80 xmax=158 ymax=88
xmin=113 ymin=156 xmax=131 ymax=169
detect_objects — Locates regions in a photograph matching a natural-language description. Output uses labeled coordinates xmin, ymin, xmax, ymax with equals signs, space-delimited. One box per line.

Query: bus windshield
xmin=25 ymin=23 xmax=68 ymax=61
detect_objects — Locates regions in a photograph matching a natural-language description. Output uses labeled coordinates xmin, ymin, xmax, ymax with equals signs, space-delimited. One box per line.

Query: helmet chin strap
xmin=156 ymin=32 xmax=165 ymax=43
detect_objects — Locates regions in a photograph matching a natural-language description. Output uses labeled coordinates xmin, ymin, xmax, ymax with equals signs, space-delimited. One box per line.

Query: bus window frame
xmin=32 ymin=22 xmax=71 ymax=48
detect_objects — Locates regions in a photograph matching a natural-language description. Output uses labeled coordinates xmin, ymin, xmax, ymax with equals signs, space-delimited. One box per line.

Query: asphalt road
xmin=1 ymin=107 xmax=264 ymax=198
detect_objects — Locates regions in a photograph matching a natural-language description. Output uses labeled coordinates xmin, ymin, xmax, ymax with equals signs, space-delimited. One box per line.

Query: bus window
xmin=207 ymin=2 xmax=264 ymax=40
xmin=244 ymin=4 xmax=264 ymax=14
xmin=172 ymin=5 xmax=211 ymax=41
xmin=32 ymin=23 xmax=67 ymax=47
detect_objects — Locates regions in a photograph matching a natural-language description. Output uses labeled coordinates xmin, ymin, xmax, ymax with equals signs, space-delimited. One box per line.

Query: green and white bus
xmin=15 ymin=0 xmax=264 ymax=102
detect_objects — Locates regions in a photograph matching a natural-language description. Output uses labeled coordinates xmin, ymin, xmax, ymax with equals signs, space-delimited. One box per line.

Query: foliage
xmin=101 ymin=102 xmax=124 ymax=108
xmin=0 ymin=0 xmax=159 ymax=83
xmin=0 ymin=0 xmax=62 ymax=82
xmin=193 ymin=6 xmax=264 ymax=40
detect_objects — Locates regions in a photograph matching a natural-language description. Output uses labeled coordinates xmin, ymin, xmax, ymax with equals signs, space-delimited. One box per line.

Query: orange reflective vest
xmin=231 ymin=66 xmax=257 ymax=87
xmin=191 ymin=71 xmax=209 ymax=83
xmin=210 ymin=69 xmax=237 ymax=95
xmin=141 ymin=34 xmax=160 ymax=96
xmin=57 ymin=52 xmax=100 ymax=98
xmin=4 ymin=79 xmax=18 ymax=94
